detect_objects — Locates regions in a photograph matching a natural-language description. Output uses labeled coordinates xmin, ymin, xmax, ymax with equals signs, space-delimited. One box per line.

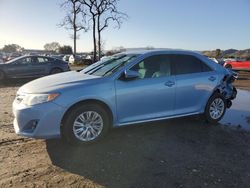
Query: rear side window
xmin=37 ymin=57 xmax=45 ymax=63
xmin=171 ymin=55 xmax=212 ymax=75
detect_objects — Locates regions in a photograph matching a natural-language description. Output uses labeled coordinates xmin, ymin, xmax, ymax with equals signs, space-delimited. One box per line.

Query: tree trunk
xmin=73 ymin=2 xmax=77 ymax=56
xmin=98 ymin=31 xmax=101 ymax=61
xmin=92 ymin=16 xmax=97 ymax=62
xmin=97 ymin=15 xmax=101 ymax=61
xmin=74 ymin=29 xmax=76 ymax=55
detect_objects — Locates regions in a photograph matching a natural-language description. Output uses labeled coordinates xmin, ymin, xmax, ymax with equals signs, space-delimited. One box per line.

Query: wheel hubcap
xmin=209 ymin=98 xmax=225 ymax=120
xmin=73 ymin=111 xmax=103 ymax=141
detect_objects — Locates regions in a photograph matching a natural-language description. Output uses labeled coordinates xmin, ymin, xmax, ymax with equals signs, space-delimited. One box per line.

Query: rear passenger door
xmin=171 ymin=54 xmax=218 ymax=115
xmin=30 ymin=57 xmax=50 ymax=76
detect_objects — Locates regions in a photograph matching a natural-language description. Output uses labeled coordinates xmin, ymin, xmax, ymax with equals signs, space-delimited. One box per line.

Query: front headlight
xmin=19 ymin=93 xmax=60 ymax=106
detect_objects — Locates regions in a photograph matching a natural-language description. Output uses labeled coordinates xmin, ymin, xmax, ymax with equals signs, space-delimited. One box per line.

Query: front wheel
xmin=62 ymin=103 xmax=110 ymax=145
xmin=204 ymin=93 xmax=226 ymax=124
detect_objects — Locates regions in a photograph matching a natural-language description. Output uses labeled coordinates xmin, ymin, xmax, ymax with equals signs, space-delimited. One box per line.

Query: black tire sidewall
xmin=62 ymin=104 xmax=110 ymax=145
xmin=205 ymin=93 xmax=226 ymax=124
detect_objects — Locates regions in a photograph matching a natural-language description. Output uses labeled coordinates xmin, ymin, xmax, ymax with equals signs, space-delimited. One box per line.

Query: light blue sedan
xmin=13 ymin=50 xmax=237 ymax=144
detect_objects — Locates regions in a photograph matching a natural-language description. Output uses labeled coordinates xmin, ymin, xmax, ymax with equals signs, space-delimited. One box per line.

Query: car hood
xmin=19 ymin=71 xmax=101 ymax=93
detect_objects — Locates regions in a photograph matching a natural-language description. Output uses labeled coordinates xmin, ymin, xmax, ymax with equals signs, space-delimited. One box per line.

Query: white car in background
xmin=63 ymin=55 xmax=70 ymax=62
xmin=69 ymin=55 xmax=81 ymax=64
xmin=69 ymin=54 xmax=93 ymax=65
xmin=209 ymin=58 xmax=219 ymax=64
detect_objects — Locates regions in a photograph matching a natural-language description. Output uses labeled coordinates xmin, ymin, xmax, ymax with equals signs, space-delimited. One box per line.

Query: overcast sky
xmin=0 ymin=0 xmax=250 ymax=52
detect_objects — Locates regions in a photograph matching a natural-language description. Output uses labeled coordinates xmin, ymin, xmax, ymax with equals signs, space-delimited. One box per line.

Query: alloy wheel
xmin=73 ymin=111 xmax=104 ymax=141
xmin=209 ymin=98 xmax=225 ymax=120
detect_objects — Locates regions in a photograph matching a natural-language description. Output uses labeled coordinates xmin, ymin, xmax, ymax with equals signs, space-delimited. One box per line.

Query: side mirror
xmin=124 ymin=70 xmax=140 ymax=80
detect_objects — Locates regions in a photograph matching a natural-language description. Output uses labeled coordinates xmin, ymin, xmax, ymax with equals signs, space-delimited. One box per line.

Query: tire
xmin=50 ymin=68 xmax=62 ymax=75
xmin=62 ymin=103 xmax=111 ymax=145
xmin=0 ymin=70 xmax=5 ymax=81
xmin=225 ymin=64 xmax=232 ymax=69
xmin=204 ymin=93 xmax=226 ymax=124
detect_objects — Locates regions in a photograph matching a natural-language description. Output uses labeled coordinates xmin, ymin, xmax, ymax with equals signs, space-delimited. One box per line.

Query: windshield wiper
xmin=102 ymin=62 xmax=125 ymax=76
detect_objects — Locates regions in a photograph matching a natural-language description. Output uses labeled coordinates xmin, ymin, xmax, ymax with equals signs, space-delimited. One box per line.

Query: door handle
xmin=208 ymin=76 xmax=216 ymax=81
xmin=164 ymin=81 xmax=175 ymax=87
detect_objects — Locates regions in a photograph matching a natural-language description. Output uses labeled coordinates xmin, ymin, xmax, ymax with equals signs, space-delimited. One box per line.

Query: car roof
xmin=120 ymin=49 xmax=202 ymax=56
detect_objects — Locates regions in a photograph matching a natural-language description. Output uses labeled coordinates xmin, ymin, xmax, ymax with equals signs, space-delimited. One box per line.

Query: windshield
xmin=81 ymin=54 xmax=138 ymax=76
xmin=5 ymin=56 xmax=25 ymax=64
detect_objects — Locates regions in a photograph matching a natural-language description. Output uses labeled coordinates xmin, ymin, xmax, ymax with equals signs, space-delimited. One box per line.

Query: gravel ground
xmin=0 ymin=71 xmax=250 ymax=188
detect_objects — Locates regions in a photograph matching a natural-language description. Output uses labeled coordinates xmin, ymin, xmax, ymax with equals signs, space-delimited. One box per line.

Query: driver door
xmin=30 ymin=57 xmax=48 ymax=76
xmin=115 ymin=54 xmax=176 ymax=124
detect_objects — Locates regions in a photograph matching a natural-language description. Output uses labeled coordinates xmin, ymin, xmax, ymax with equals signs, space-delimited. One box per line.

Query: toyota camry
xmin=13 ymin=50 xmax=237 ymax=144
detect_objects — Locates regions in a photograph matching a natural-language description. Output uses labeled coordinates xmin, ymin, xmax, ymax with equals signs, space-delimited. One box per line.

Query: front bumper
xmin=13 ymin=101 xmax=65 ymax=139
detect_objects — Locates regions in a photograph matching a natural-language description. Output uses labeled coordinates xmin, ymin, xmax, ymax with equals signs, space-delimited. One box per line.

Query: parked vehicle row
xmin=68 ymin=54 xmax=93 ymax=65
xmin=63 ymin=55 xmax=70 ymax=62
xmin=0 ymin=52 xmax=94 ymax=64
xmin=12 ymin=50 xmax=237 ymax=145
xmin=50 ymin=54 xmax=64 ymax=60
xmin=0 ymin=55 xmax=70 ymax=80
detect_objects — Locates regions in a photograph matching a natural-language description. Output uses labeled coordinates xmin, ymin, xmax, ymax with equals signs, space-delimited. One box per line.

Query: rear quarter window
xmin=171 ymin=55 xmax=212 ymax=75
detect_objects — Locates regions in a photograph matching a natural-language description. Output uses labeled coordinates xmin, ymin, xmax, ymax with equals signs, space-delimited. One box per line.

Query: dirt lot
xmin=0 ymin=71 xmax=250 ymax=188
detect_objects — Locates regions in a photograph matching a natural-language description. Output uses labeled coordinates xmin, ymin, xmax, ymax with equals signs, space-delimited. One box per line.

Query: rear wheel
xmin=62 ymin=103 xmax=110 ymax=145
xmin=204 ymin=93 xmax=226 ymax=123
xmin=50 ymin=68 xmax=62 ymax=74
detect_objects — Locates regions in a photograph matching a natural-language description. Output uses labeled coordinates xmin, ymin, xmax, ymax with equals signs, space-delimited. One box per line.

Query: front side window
xmin=15 ymin=57 xmax=32 ymax=65
xmin=171 ymin=55 xmax=212 ymax=75
xmin=130 ymin=55 xmax=172 ymax=79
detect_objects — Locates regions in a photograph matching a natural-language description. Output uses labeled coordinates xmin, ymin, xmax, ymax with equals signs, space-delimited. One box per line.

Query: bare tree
xmin=95 ymin=0 xmax=127 ymax=60
xmin=80 ymin=0 xmax=98 ymax=62
xmin=60 ymin=0 xmax=88 ymax=55
xmin=96 ymin=39 xmax=105 ymax=56
xmin=80 ymin=0 xmax=127 ymax=62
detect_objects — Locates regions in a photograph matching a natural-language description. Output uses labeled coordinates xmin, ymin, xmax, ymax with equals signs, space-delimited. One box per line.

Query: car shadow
xmin=46 ymin=117 xmax=243 ymax=187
